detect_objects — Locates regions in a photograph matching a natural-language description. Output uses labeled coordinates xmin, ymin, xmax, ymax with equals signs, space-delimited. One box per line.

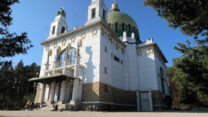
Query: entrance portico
xmin=29 ymin=74 xmax=81 ymax=109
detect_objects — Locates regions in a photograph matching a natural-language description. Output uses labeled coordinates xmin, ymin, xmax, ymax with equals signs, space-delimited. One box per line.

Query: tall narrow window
xmin=160 ymin=68 xmax=165 ymax=94
xmin=91 ymin=8 xmax=96 ymax=19
xmin=122 ymin=23 xmax=125 ymax=32
xmin=103 ymin=10 xmax=106 ymax=20
xmin=105 ymin=46 xmax=108 ymax=53
xmin=104 ymin=67 xmax=107 ymax=74
xmin=61 ymin=27 xmax=65 ymax=34
xmin=52 ymin=26 xmax=55 ymax=35
xmin=104 ymin=84 xmax=108 ymax=93
xmin=128 ymin=24 xmax=131 ymax=32
xmin=133 ymin=27 xmax=135 ymax=32
xmin=115 ymin=22 xmax=118 ymax=31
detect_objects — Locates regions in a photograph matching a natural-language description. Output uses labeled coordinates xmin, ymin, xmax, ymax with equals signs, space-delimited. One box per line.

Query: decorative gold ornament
xmin=46 ymin=46 xmax=50 ymax=51
xmin=69 ymin=79 xmax=73 ymax=85
xmin=68 ymin=43 xmax=71 ymax=51
xmin=54 ymin=42 xmax=58 ymax=48
xmin=62 ymin=39 xmax=66 ymax=46
xmin=71 ymin=37 xmax=76 ymax=43
xmin=48 ymin=49 xmax=53 ymax=56
xmin=92 ymin=29 xmax=97 ymax=36
xmin=57 ymin=46 xmax=62 ymax=55
xmin=146 ymin=49 xmax=153 ymax=55
xmin=78 ymin=39 xmax=82 ymax=48
xmin=137 ymin=50 xmax=142 ymax=56
xmin=81 ymin=33 xmax=86 ymax=39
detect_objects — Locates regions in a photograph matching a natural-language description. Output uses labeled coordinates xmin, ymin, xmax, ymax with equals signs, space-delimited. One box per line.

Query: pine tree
xmin=145 ymin=0 xmax=208 ymax=106
xmin=0 ymin=0 xmax=32 ymax=65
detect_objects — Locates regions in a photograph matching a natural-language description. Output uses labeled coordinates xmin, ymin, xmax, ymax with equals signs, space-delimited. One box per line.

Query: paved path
xmin=0 ymin=111 xmax=208 ymax=117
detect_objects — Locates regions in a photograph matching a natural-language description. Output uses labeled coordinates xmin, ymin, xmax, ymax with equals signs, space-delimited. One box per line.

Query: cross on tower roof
xmin=114 ymin=0 xmax=117 ymax=3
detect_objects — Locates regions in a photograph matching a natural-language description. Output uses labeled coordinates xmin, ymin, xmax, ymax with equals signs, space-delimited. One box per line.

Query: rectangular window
xmin=122 ymin=23 xmax=125 ymax=31
xmin=105 ymin=46 xmax=108 ymax=53
xmin=128 ymin=24 xmax=131 ymax=32
xmin=104 ymin=67 xmax=107 ymax=74
xmin=103 ymin=10 xmax=106 ymax=20
xmin=121 ymin=60 xmax=123 ymax=65
xmin=111 ymin=53 xmax=114 ymax=59
xmin=61 ymin=27 xmax=65 ymax=34
xmin=91 ymin=8 xmax=96 ymax=19
xmin=122 ymin=48 xmax=125 ymax=54
xmin=114 ymin=55 xmax=120 ymax=63
xmin=52 ymin=26 xmax=55 ymax=35
xmin=115 ymin=22 xmax=118 ymax=31
xmin=104 ymin=84 xmax=108 ymax=93
xmin=116 ymin=43 xmax=119 ymax=50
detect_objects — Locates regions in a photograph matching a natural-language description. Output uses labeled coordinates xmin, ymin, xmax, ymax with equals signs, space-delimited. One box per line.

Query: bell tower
xmin=48 ymin=8 xmax=68 ymax=39
xmin=86 ymin=0 xmax=108 ymax=24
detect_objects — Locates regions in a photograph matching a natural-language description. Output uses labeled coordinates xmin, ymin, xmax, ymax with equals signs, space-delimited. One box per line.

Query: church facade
xmin=30 ymin=0 xmax=170 ymax=111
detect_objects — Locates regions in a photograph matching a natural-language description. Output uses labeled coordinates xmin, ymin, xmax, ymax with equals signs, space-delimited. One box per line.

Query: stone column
xmin=49 ymin=82 xmax=56 ymax=104
xmin=40 ymin=83 xmax=46 ymax=105
xmin=69 ymin=53 xmax=80 ymax=110
xmin=63 ymin=60 xmax=67 ymax=75
xmin=60 ymin=80 xmax=66 ymax=102
xmin=149 ymin=89 xmax=153 ymax=112
xmin=54 ymin=83 xmax=59 ymax=102
xmin=44 ymin=84 xmax=50 ymax=102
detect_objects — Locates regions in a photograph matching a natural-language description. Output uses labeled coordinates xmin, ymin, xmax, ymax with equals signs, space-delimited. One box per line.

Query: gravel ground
xmin=0 ymin=111 xmax=208 ymax=117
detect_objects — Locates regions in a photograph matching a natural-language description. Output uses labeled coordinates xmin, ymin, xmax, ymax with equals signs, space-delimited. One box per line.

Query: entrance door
xmin=140 ymin=93 xmax=150 ymax=112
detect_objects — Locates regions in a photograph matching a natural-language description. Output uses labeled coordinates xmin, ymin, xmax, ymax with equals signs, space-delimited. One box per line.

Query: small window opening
xmin=52 ymin=26 xmax=55 ymax=35
xmin=61 ymin=27 xmax=65 ymax=34
xmin=114 ymin=55 xmax=120 ymax=63
xmin=92 ymin=8 xmax=96 ymax=19
xmin=104 ymin=84 xmax=108 ymax=93
xmin=115 ymin=22 xmax=118 ymax=31
xmin=103 ymin=10 xmax=106 ymax=20
xmin=122 ymin=23 xmax=125 ymax=32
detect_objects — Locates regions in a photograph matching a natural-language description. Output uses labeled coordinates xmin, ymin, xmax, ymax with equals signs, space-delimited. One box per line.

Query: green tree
xmin=144 ymin=0 xmax=208 ymax=42
xmin=145 ymin=0 xmax=208 ymax=106
xmin=0 ymin=0 xmax=32 ymax=65
xmin=0 ymin=61 xmax=40 ymax=110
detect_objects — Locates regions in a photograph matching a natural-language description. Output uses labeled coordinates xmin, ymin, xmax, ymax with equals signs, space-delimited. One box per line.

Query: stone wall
xmin=99 ymin=83 xmax=136 ymax=105
xmin=81 ymin=82 xmax=100 ymax=102
xmin=34 ymin=86 xmax=41 ymax=103
xmin=81 ymin=82 xmax=137 ymax=111
xmin=152 ymin=90 xmax=165 ymax=110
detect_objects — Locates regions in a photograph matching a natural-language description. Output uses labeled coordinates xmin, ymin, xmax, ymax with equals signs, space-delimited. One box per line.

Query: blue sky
xmin=5 ymin=0 xmax=194 ymax=67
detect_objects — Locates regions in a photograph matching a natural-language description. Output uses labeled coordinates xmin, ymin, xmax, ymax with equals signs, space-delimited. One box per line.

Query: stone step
xmin=38 ymin=103 xmax=66 ymax=111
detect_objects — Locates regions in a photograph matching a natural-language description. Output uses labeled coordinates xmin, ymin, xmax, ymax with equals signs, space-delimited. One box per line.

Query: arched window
xmin=128 ymin=24 xmax=131 ymax=32
xmin=59 ymin=50 xmax=65 ymax=67
xmin=68 ymin=48 xmax=76 ymax=65
xmin=160 ymin=67 xmax=165 ymax=94
xmin=133 ymin=27 xmax=135 ymax=32
xmin=122 ymin=23 xmax=125 ymax=32
xmin=58 ymin=47 xmax=76 ymax=67
xmin=115 ymin=22 xmax=118 ymax=32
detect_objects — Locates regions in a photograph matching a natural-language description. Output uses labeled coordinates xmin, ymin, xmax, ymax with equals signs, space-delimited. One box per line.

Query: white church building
xmin=30 ymin=0 xmax=170 ymax=111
